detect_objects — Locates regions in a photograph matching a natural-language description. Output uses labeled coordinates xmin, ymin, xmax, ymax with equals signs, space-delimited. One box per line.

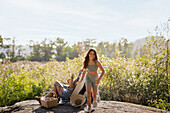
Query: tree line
xmin=0 ymin=36 xmax=141 ymax=62
xmin=0 ymin=19 xmax=169 ymax=62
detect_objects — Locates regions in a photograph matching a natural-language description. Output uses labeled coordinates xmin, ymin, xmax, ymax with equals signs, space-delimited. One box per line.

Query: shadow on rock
xmin=33 ymin=103 xmax=86 ymax=113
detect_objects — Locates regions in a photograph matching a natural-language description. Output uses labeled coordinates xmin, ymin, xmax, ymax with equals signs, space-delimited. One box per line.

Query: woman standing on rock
xmin=76 ymin=48 xmax=105 ymax=112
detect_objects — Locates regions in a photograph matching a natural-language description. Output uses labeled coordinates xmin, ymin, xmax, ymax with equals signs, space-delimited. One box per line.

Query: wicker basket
xmin=40 ymin=97 xmax=58 ymax=108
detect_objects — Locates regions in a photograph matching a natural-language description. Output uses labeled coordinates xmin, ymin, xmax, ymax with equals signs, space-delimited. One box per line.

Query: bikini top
xmin=87 ymin=63 xmax=98 ymax=72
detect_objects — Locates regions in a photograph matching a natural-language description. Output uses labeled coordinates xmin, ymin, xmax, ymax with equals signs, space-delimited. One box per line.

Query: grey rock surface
xmin=0 ymin=100 xmax=169 ymax=113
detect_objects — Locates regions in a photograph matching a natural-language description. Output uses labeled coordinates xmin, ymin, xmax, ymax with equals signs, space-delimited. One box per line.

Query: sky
xmin=0 ymin=0 xmax=170 ymax=46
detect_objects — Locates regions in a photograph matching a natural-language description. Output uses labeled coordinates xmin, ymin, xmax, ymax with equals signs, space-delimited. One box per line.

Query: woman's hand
xmin=76 ymin=80 xmax=82 ymax=85
xmin=71 ymin=73 xmax=75 ymax=79
xmin=96 ymin=79 xmax=100 ymax=85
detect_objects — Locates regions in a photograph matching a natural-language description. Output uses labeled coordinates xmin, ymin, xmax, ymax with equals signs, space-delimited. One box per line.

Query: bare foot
xmin=35 ymin=96 xmax=41 ymax=105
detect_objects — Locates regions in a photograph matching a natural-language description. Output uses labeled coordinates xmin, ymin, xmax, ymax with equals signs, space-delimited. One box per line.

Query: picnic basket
xmin=40 ymin=97 xmax=58 ymax=108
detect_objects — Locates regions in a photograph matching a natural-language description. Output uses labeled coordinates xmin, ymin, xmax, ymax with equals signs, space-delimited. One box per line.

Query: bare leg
xmin=45 ymin=81 xmax=64 ymax=98
xmin=92 ymin=88 xmax=98 ymax=107
xmin=86 ymin=86 xmax=92 ymax=107
xmin=69 ymin=74 xmax=74 ymax=88
xmin=35 ymin=81 xmax=64 ymax=105
xmin=35 ymin=96 xmax=41 ymax=105
xmin=92 ymin=89 xmax=97 ymax=101
xmin=44 ymin=88 xmax=56 ymax=98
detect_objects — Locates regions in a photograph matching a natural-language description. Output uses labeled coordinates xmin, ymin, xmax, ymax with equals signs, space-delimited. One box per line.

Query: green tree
xmin=105 ymin=42 xmax=116 ymax=58
xmin=118 ymin=38 xmax=134 ymax=58
xmin=54 ymin=38 xmax=68 ymax=61
xmin=41 ymin=38 xmax=54 ymax=61
xmin=15 ymin=45 xmax=26 ymax=61
xmin=4 ymin=38 xmax=16 ymax=61
xmin=0 ymin=36 xmax=6 ymax=59
xmin=83 ymin=38 xmax=96 ymax=51
xmin=63 ymin=45 xmax=78 ymax=59
xmin=97 ymin=41 xmax=106 ymax=56
xmin=97 ymin=41 xmax=116 ymax=58
xmin=141 ymin=35 xmax=169 ymax=110
xmin=29 ymin=40 xmax=43 ymax=61
xmin=0 ymin=35 xmax=3 ymax=47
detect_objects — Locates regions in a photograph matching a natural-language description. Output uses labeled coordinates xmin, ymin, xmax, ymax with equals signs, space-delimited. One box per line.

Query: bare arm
xmin=76 ymin=68 xmax=87 ymax=84
xmin=81 ymin=68 xmax=87 ymax=81
xmin=96 ymin=61 xmax=105 ymax=83
xmin=73 ymin=69 xmax=83 ymax=85
xmin=69 ymin=73 xmax=74 ymax=88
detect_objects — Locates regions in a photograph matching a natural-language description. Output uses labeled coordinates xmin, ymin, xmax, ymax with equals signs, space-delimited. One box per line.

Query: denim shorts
xmin=54 ymin=84 xmax=72 ymax=99
xmin=61 ymin=89 xmax=71 ymax=99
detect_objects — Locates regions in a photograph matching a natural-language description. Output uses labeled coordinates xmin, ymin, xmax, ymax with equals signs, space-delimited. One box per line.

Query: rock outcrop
xmin=0 ymin=100 xmax=169 ymax=113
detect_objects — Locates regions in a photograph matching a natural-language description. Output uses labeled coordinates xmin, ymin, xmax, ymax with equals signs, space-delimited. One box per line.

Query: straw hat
xmin=70 ymin=94 xmax=86 ymax=107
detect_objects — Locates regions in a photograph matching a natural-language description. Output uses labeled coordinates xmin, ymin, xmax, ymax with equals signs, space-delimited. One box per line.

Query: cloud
xmin=1 ymin=0 xmax=170 ymax=45
xmin=4 ymin=0 xmax=121 ymax=21
xmin=5 ymin=0 xmax=47 ymax=11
